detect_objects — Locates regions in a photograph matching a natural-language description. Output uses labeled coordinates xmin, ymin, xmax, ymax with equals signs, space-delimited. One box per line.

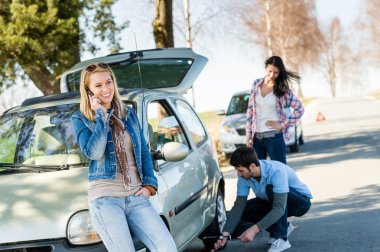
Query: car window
xmin=147 ymin=101 xmax=189 ymax=153
xmin=66 ymin=58 xmax=193 ymax=92
xmin=226 ymin=93 xmax=250 ymax=115
xmin=0 ymin=115 xmax=23 ymax=163
xmin=174 ymin=100 xmax=207 ymax=147
xmin=0 ymin=104 xmax=87 ymax=167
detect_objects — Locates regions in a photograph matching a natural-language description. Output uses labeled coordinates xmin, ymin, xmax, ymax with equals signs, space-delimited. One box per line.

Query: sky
xmin=96 ymin=0 xmax=369 ymax=112
xmin=0 ymin=0 xmax=371 ymax=113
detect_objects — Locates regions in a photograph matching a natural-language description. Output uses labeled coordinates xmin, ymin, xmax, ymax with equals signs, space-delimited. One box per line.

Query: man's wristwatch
xmin=218 ymin=233 xmax=231 ymax=240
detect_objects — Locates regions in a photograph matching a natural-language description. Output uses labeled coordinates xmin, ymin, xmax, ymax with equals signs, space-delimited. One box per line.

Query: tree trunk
xmin=265 ymin=0 xmax=273 ymax=56
xmin=153 ymin=0 xmax=174 ymax=48
xmin=21 ymin=64 xmax=59 ymax=95
xmin=183 ymin=0 xmax=192 ymax=48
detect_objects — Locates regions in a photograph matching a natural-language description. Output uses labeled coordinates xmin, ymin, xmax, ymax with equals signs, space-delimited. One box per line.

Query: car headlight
xmin=220 ymin=125 xmax=236 ymax=135
xmin=67 ymin=210 xmax=101 ymax=245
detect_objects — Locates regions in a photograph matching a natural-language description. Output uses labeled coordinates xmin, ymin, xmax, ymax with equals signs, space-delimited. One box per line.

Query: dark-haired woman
xmin=245 ymin=56 xmax=304 ymax=164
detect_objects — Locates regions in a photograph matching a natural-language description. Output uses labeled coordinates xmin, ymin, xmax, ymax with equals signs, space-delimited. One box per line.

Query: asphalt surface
xmin=184 ymin=96 xmax=380 ymax=252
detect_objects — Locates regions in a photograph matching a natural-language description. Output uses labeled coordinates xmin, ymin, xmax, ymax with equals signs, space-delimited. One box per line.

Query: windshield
xmin=226 ymin=93 xmax=250 ymax=115
xmin=65 ymin=58 xmax=193 ymax=92
xmin=0 ymin=104 xmax=87 ymax=173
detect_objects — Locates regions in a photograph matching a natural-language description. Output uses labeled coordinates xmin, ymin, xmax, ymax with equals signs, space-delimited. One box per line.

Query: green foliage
xmin=0 ymin=0 xmax=128 ymax=94
xmin=0 ymin=138 xmax=16 ymax=163
xmin=87 ymin=0 xmax=129 ymax=54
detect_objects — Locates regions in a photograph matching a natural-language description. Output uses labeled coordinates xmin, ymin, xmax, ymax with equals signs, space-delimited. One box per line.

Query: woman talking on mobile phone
xmin=71 ymin=62 xmax=177 ymax=252
xmin=246 ymin=56 xmax=304 ymax=164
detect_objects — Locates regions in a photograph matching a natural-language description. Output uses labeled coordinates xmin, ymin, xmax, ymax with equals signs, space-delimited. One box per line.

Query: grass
xmin=198 ymin=111 xmax=231 ymax=167
xmin=369 ymin=89 xmax=380 ymax=99
xmin=198 ymin=111 xmax=224 ymax=148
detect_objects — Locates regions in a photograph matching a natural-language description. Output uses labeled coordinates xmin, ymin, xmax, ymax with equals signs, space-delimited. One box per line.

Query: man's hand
xmin=237 ymin=225 xmax=260 ymax=243
xmin=211 ymin=232 xmax=230 ymax=251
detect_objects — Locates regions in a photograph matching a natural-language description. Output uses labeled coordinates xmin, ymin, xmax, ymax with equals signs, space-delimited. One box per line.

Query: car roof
xmin=6 ymin=89 xmax=176 ymax=114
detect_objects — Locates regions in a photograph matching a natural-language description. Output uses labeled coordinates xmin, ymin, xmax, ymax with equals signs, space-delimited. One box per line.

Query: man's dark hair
xmin=230 ymin=147 xmax=259 ymax=168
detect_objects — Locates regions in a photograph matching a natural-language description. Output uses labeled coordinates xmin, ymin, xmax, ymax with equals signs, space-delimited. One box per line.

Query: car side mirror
xmin=216 ymin=109 xmax=226 ymax=116
xmin=152 ymin=142 xmax=189 ymax=163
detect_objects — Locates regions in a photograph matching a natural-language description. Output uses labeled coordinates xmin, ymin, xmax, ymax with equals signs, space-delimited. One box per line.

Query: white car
xmin=0 ymin=48 xmax=226 ymax=252
xmin=218 ymin=90 xmax=304 ymax=157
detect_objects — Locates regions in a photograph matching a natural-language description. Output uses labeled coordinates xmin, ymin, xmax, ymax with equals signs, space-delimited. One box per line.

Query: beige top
xmin=88 ymin=131 xmax=142 ymax=202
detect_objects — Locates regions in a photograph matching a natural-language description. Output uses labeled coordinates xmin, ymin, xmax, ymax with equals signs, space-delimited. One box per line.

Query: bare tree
xmin=153 ymin=0 xmax=174 ymax=48
xmin=239 ymin=0 xmax=324 ymax=97
xmin=322 ymin=18 xmax=344 ymax=97
xmin=170 ymin=0 xmax=226 ymax=108
xmin=363 ymin=0 xmax=380 ymax=65
xmin=182 ymin=0 xmax=192 ymax=48
xmin=173 ymin=0 xmax=225 ymax=48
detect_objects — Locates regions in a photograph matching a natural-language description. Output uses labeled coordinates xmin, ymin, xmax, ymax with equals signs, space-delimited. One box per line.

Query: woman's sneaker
xmin=268 ymin=238 xmax=291 ymax=252
xmin=267 ymin=223 xmax=295 ymax=244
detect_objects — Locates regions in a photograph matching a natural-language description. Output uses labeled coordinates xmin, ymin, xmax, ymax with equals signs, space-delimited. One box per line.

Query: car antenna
xmin=133 ymin=33 xmax=150 ymax=150
xmin=134 ymin=33 xmax=144 ymax=93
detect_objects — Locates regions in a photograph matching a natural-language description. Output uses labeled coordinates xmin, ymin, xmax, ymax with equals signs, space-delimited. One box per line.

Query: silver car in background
xmin=217 ymin=90 xmax=304 ymax=157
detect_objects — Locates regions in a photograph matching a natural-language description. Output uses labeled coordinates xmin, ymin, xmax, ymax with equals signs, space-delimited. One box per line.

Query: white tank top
xmin=255 ymin=88 xmax=279 ymax=133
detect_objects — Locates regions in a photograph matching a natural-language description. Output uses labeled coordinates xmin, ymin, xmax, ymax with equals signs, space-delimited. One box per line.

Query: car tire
xmin=289 ymin=131 xmax=299 ymax=153
xmin=200 ymin=189 xmax=227 ymax=251
xmin=299 ymin=133 xmax=304 ymax=145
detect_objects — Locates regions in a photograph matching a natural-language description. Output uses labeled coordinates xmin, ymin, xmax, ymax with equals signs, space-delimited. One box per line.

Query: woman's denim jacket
xmin=71 ymin=107 xmax=158 ymax=189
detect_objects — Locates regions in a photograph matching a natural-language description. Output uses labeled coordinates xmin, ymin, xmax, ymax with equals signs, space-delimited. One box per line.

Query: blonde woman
xmin=71 ymin=63 xmax=176 ymax=252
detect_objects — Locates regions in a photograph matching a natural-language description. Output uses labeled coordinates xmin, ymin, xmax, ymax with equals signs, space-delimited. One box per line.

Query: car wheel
xmin=289 ymin=131 xmax=299 ymax=153
xmin=200 ymin=189 xmax=227 ymax=251
xmin=299 ymin=133 xmax=304 ymax=145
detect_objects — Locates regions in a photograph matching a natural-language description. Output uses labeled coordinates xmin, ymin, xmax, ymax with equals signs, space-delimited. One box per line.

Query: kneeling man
xmin=214 ymin=147 xmax=312 ymax=252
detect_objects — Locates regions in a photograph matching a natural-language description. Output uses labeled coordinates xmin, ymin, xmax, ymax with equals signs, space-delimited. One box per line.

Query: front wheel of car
xmin=200 ymin=189 xmax=227 ymax=251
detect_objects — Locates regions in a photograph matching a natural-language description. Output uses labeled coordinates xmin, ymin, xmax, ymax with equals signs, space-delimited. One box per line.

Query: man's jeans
xmin=89 ymin=195 xmax=177 ymax=252
xmin=238 ymin=185 xmax=311 ymax=239
xmin=254 ymin=132 xmax=287 ymax=164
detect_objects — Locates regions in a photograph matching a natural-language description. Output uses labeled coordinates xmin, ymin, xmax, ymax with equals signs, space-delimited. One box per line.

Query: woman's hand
xmin=135 ymin=187 xmax=152 ymax=198
xmin=88 ymin=95 xmax=107 ymax=115
xmin=246 ymin=138 xmax=253 ymax=148
xmin=266 ymin=120 xmax=282 ymax=130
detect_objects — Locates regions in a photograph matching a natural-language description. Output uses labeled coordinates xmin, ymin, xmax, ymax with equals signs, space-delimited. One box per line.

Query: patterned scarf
xmin=110 ymin=100 xmax=131 ymax=189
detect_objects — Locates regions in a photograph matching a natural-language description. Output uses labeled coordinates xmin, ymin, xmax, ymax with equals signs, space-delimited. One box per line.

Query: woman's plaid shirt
xmin=245 ymin=78 xmax=304 ymax=142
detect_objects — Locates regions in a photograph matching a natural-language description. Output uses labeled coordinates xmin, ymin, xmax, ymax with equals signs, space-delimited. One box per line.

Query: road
xmin=185 ymin=96 xmax=380 ymax=252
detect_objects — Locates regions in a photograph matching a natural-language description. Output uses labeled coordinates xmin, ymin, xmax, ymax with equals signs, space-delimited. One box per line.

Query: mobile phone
xmin=86 ymin=88 xmax=94 ymax=96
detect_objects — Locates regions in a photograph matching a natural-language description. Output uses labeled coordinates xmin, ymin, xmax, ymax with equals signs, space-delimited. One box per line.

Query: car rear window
xmin=65 ymin=58 xmax=193 ymax=92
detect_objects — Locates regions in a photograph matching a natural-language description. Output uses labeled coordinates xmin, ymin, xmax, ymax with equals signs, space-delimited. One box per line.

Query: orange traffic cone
xmin=316 ymin=112 xmax=326 ymax=122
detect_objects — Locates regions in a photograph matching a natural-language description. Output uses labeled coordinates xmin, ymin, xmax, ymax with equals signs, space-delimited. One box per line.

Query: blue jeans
xmin=89 ymin=195 xmax=177 ymax=252
xmin=254 ymin=132 xmax=287 ymax=164
xmin=239 ymin=185 xmax=311 ymax=239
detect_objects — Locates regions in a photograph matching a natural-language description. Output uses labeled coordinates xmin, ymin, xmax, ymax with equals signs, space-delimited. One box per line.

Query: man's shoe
xmin=267 ymin=223 xmax=295 ymax=244
xmin=268 ymin=238 xmax=291 ymax=252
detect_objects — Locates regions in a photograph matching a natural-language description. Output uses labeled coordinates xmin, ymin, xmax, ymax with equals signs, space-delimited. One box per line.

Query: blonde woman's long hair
xmin=79 ymin=63 xmax=125 ymax=121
